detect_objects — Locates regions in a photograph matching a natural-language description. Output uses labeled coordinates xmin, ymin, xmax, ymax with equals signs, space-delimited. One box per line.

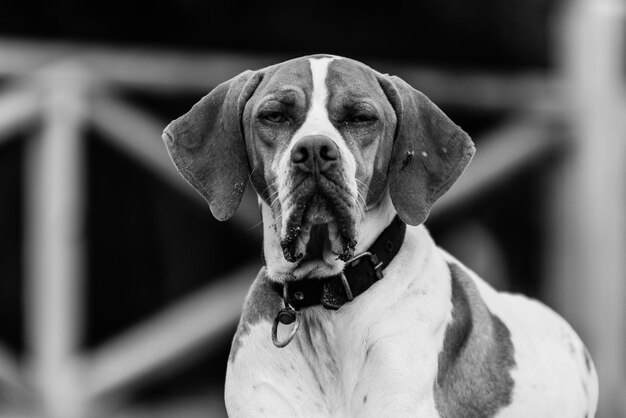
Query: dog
xmin=163 ymin=55 xmax=599 ymax=417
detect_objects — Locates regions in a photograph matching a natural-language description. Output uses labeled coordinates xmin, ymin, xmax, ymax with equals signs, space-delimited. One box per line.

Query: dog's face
xmin=244 ymin=57 xmax=398 ymax=277
xmin=163 ymin=55 xmax=474 ymax=281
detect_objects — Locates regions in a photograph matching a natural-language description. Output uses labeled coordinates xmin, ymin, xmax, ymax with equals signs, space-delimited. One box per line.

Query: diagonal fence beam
xmin=431 ymin=113 xmax=567 ymax=219
xmin=0 ymin=85 xmax=40 ymax=146
xmin=383 ymin=67 xmax=559 ymax=112
xmin=88 ymin=94 xmax=262 ymax=233
xmin=88 ymin=94 xmax=203 ymax=204
xmin=84 ymin=263 xmax=260 ymax=403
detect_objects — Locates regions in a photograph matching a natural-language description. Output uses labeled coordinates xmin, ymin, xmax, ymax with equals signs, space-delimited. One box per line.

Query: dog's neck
xmin=254 ymin=223 xmax=449 ymax=414
xmin=261 ymin=192 xmax=397 ymax=282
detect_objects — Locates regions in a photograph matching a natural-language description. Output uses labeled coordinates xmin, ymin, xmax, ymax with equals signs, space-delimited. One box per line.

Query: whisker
xmin=354 ymin=179 xmax=371 ymax=220
xmin=267 ymin=189 xmax=279 ymax=201
xmin=270 ymin=193 xmax=281 ymax=210
xmin=247 ymin=167 xmax=257 ymax=185
xmin=259 ymin=181 xmax=278 ymax=198
xmin=355 ymin=178 xmax=373 ymax=198
xmin=356 ymin=191 xmax=367 ymax=220
xmin=245 ymin=219 xmax=265 ymax=231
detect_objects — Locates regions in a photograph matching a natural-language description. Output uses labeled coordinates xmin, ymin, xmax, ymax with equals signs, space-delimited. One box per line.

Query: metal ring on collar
xmin=272 ymin=310 xmax=301 ymax=348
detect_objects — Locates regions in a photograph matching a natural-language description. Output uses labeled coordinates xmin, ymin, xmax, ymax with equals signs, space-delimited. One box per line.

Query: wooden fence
xmin=0 ymin=1 xmax=624 ymax=416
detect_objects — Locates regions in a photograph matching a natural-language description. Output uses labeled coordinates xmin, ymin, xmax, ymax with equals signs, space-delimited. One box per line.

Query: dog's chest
xmin=226 ymin=302 xmax=444 ymax=418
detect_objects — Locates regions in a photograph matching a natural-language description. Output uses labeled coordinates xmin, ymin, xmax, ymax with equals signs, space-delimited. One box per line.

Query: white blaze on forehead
xmin=276 ymin=56 xmax=357 ymax=180
xmin=297 ymin=57 xmax=339 ymax=140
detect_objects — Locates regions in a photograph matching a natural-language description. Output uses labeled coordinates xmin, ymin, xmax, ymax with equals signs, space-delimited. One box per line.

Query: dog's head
xmin=163 ymin=55 xmax=474 ymax=281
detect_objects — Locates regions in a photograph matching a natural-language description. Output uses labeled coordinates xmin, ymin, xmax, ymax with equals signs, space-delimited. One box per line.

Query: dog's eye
xmin=352 ymin=114 xmax=377 ymax=123
xmin=345 ymin=113 xmax=377 ymax=124
xmin=261 ymin=111 xmax=288 ymax=124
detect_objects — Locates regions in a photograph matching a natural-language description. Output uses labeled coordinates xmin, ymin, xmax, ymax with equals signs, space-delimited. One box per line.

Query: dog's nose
xmin=291 ymin=135 xmax=340 ymax=173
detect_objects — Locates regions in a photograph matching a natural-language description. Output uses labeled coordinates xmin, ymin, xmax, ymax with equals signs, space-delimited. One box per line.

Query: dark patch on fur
xmin=434 ymin=263 xmax=516 ymax=418
xmin=229 ymin=268 xmax=283 ymax=363
xmin=164 ymin=70 xmax=264 ymax=221
xmin=243 ymin=58 xmax=310 ymax=205
xmin=363 ymin=395 xmax=368 ymax=404
xmin=376 ymin=74 xmax=475 ymax=226
xmin=325 ymin=58 xmax=396 ymax=208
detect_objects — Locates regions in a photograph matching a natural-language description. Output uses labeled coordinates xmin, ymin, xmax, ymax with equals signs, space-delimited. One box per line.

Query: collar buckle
xmin=340 ymin=251 xmax=385 ymax=303
xmin=339 ymin=273 xmax=354 ymax=301
xmin=346 ymin=251 xmax=385 ymax=280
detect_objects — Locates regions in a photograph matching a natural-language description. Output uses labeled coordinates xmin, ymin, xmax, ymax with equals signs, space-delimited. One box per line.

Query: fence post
xmin=23 ymin=64 xmax=90 ymax=418
xmin=549 ymin=1 xmax=626 ymax=416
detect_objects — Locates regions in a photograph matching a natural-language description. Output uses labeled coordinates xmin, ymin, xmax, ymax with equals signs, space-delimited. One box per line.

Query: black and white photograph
xmin=0 ymin=0 xmax=623 ymax=417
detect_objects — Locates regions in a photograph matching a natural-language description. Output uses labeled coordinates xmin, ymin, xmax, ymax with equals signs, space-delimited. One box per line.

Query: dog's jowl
xmin=163 ymin=55 xmax=599 ymax=418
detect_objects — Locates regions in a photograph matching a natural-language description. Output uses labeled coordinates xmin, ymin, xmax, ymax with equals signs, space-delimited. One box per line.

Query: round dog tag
xmin=277 ymin=309 xmax=297 ymax=325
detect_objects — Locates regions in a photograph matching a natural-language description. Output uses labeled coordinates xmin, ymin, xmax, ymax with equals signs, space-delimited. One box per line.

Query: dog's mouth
xmin=302 ymin=223 xmax=330 ymax=262
xmin=279 ymin=178 xmax=357 ymax=265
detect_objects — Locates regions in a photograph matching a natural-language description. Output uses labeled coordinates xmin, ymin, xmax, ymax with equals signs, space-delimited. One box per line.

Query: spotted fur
xmin=435 ymin=263 xmax=515 ymax=417
xmin=163 ymin=55 xmax=598 ymax=418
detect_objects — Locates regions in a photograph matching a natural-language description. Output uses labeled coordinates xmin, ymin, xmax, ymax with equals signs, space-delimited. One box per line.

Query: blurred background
xmin=0 ymin=0 xmax=624 ymax=416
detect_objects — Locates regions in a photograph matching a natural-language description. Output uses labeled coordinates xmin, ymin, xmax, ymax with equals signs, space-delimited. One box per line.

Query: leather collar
xmin=272 ymin=216 xmax=406 ymax=311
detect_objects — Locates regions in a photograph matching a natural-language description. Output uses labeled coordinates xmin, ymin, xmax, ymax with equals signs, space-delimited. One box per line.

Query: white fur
xmin=354 ymin=191 xmax=396 ymax=254
xmin=226 ymin=225 xmax=450 ymax=417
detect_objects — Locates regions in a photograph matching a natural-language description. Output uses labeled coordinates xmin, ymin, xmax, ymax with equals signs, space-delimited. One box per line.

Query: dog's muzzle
xmin=280 ymin=135 xmax=357 ymax=263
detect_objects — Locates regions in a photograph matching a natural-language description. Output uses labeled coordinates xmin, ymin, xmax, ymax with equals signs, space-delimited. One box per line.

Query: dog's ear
xmin=378 ymin=74 xmax=475 ymax=226
xmin=163 ymin=70 xmax=264 ymax=221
